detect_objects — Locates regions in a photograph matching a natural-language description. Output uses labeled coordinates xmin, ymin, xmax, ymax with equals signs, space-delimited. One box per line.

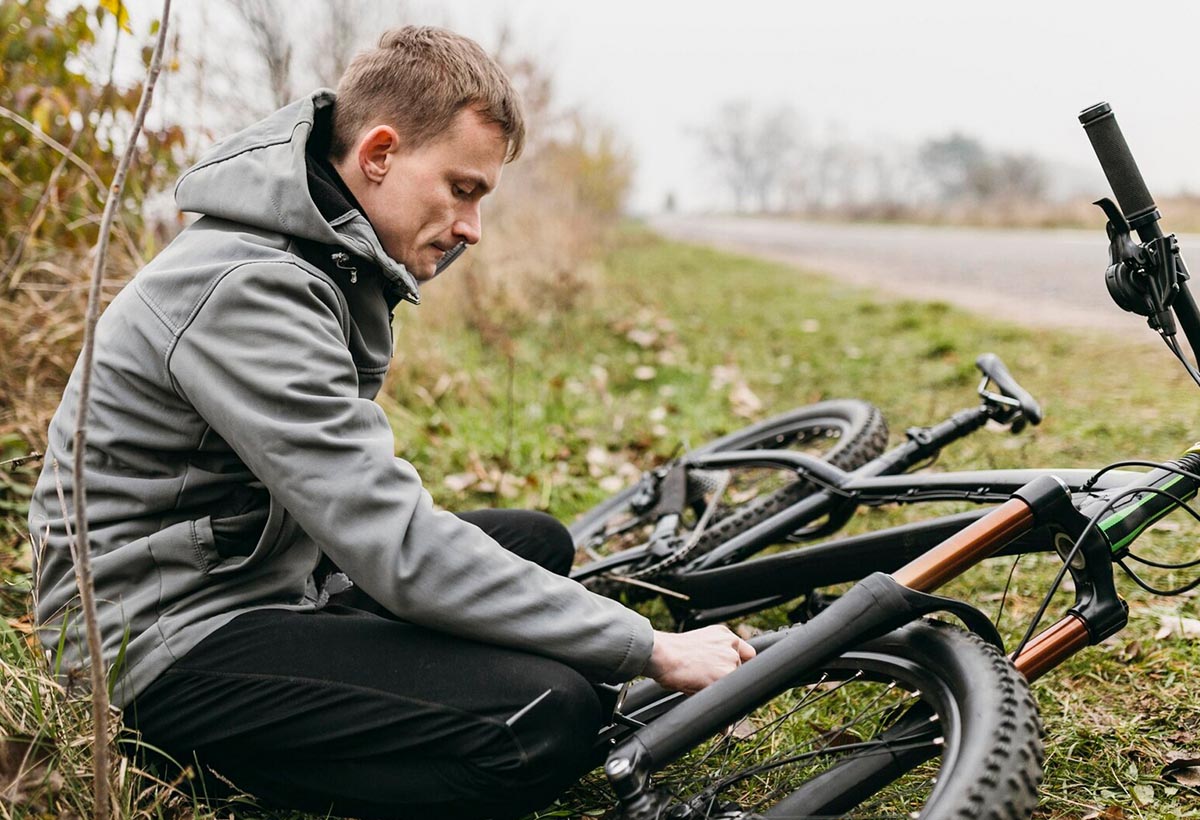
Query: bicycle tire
xmin=615 ymin=620 xmax=1043 ymax=820
xmin=570 ymin=400 xmax=888 ymax=585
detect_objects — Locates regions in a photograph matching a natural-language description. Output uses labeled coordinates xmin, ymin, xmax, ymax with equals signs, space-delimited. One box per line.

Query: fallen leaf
xmin=1081 ymin=808 xmax=1125 ymax=820
xmin=1155 ymin=616 xmax=1200 ymax=641
xmin=807 ymin=722 xmax=863 ymax=747
xmin=625 ymin=328 xmax=659 ymax=348
xmin=1118 ymin=640 xmax=1142 ymax=663
xmin=0 ymin=737 xmax=59 ymax=809
xmin=726 ymin=718 xmax=758 ymax=740
xmin=412 ymin=384 xmax=437 ymax=408
xmin=730 ymin=382 xmax=763 ymax=419
xmin=598 ymin=475 xmax=625 ymax=494
xmin=497 ymin=473 xmax=523 ymax=499
xmin=431 ymin=373 xmax=454 ymax=399
xmin=1162 ymin=751 xmax=1200 ymax=787
xmin=5 ymin=616 xmax=33 ymax=635
xmin=589 ymin=364 xmax=609 ymax=391
xmin=443 ymin=473 xmax=478 ymax=493
xmin=710 ymin=364 xmax=741 ymax=390
xmin=586 ymin=447 xmax=611 ymax=478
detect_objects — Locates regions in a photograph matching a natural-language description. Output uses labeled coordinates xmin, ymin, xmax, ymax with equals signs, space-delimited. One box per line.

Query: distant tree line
xmin=696 ymin=100 xmax=1048 ymax=217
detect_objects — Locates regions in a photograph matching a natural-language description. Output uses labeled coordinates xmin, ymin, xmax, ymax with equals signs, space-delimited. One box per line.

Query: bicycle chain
xmin=617 ymin=469 xmax=821 ymax=581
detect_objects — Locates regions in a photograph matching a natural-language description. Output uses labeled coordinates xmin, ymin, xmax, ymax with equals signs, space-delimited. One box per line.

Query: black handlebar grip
xmin=1079 ymin=102 xmax=1158 ymax=227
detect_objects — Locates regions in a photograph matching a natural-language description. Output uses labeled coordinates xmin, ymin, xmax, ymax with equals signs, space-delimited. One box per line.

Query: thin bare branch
xmin=0 ymin=106 xmax=145 ymax=267
xmin=0 ymin=106 xmax=107 ymax=191
xmin=3 ymin=127 xmax=84 ymax=281
xmin=68 ymin=3 xmax=173 ymax=818
xmin=0 ymin=452 xmax=44 ymax=469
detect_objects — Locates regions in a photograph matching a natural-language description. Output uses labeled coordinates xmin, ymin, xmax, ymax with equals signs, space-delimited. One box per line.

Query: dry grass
xmin=0 ymin=619 xmax=205 ymax=819
xmin=796 ymin=193 xmax=1200 ymax=233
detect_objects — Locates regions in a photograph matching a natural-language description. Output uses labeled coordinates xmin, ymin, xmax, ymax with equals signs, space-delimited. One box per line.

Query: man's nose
xmin=453 ymin=204 xmax=482 ymax=245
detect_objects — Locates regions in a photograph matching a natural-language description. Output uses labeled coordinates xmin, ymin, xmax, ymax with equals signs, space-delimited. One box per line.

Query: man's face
xmin=354 ymin=107 xmax=508 ymax=280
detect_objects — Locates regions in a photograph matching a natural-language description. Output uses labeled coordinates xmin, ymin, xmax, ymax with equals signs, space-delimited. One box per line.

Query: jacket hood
xmin=174 ymin=89 xmax=420 ymax=304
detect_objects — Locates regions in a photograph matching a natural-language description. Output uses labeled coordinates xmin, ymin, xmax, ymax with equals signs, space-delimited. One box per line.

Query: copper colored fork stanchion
xmin=892 ymin=497 xmax=1035 ymax=593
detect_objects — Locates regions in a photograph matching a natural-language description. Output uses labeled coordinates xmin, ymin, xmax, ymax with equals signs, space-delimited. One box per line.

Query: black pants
xmin=124 ymin=510 xmax=604 ymax=820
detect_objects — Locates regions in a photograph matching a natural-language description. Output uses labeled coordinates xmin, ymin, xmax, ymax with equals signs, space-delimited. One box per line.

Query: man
xmin=29 ymin=26 xmax=753 ymax=819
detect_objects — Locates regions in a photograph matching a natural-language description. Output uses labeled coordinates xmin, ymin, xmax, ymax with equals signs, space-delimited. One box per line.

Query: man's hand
xmin=643 ymin=625 xmax=757 ymax=694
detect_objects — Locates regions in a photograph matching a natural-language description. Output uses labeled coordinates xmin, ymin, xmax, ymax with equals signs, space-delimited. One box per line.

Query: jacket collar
xmin=174 ymin=90 xmax=421 ymax=305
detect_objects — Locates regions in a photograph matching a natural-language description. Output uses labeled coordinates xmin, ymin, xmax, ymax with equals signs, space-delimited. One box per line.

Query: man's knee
xmin=461 ymin=508 xmax=575 ymax=575
xmin=521 ymin=510 xmax=575 ymax=575
xmin=494 ymin=661 xmax=603 ymax=784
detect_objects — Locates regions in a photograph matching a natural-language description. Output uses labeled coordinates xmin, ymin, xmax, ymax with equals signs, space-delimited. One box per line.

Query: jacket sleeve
xmin=168 ymin=261 xmax=654 ymax=682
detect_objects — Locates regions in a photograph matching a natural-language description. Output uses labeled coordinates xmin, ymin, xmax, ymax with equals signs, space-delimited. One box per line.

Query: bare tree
xmin=309 ymin=0 xmax=411 ymax=87
xmin=918 ymin=132 xmax=989 ymax=204
xmin=697 ymin=101 xmax=799 ymax=212
xmin=748 ymin=106 xmax=798 ymax=211
xmin=988 ymin=152 xmax=1047 ymax=201
xmin=228 ymin=0 xmax=295 ymax=109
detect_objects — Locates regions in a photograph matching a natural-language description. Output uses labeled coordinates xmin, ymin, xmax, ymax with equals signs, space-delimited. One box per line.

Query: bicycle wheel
xmin=614 ymin=620 xmax=1042 ymax=820
xmin=570 ymin=400 xmax=888 ymax=586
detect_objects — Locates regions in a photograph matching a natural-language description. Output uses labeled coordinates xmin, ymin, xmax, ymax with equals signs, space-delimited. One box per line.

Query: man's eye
xmin=452 ymin=185 xmax=472 ymax=198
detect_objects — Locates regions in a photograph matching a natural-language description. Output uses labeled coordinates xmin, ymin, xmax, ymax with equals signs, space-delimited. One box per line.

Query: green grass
xmin=5 ymin=226 xmax=1200 ymax=816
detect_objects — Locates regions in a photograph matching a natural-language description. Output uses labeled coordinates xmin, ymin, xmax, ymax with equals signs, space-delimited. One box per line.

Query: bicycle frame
xmin=607 ymin=430 xmax=1141 ymax=626
xmin=605 ymin=456 xmax=1200 ymax=814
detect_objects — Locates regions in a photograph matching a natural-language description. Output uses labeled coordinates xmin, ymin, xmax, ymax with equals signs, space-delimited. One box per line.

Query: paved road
xmin=649 ymin=214 xmax=1187 ymax=342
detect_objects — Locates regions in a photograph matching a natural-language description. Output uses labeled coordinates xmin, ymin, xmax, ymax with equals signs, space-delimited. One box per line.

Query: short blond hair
xmin=330 ymin=26 xmax=525 ymax=163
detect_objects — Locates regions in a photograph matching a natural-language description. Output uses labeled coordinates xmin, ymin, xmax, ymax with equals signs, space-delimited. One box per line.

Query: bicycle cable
xmin=993 ymin=553 xmax=1023 ymax=632
xmin=1125 ymin=551 xmax=1200 ymax=570
xmin=1118 ymin=558 xmax=1200 ymax=596
xmin=1010 ymin=474 xmax=1196 ymax=660
xmin=1081 ymin=459 xmax=1200 ymax=493
xmin=1163 ymin=331 xmax=1200 ymax=390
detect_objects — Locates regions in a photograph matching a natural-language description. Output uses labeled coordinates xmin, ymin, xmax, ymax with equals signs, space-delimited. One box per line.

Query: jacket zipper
xmin=331 ymin=252 xmax=358 ymax=284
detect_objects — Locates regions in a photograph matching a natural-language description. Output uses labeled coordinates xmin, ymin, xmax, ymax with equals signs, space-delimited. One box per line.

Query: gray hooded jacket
xmin=28 ymin=90 xmax=654 ymax=707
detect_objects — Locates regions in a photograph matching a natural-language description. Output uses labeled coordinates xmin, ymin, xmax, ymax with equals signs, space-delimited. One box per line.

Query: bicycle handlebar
xmin=976 ymin=353 xmax=1042 ymax=426
xmin=1079 ymin=102 xmax=1160 ymax=234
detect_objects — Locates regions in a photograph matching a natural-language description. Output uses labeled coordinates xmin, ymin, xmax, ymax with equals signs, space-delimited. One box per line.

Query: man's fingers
xmin=737 ymin=638 xmax=756 ymax=663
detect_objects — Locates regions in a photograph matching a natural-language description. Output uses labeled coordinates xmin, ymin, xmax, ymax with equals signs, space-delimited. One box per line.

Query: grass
xmin=4 ymin=225 xmax=1200 ymax=816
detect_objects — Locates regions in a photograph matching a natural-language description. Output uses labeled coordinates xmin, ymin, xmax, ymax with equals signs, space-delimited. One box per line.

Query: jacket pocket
xmin=148 ymin=517 xmax=218 ymax=609
xmin=199 ymin=492 xmax=293 ymax=576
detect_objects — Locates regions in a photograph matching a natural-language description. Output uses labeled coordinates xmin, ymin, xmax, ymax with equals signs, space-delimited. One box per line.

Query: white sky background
xmin=437 ymin=0 xmax=1200 ymax=213
xmin=124 ymin=0 xmax=1200 ymax=214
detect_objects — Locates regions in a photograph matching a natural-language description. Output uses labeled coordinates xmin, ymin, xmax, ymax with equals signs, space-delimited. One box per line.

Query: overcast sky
xmin=431 ymin=0 xmax=1200 ymax=212
xmin=121 ymin=0 xmax=1200 ymax=213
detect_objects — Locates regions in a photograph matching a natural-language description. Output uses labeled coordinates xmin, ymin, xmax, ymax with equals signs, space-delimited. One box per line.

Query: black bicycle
xmin=573 ymin=102 xmax=1200 ymax=819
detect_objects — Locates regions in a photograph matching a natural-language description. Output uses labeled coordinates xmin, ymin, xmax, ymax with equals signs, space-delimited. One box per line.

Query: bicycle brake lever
xmin=1093 ymin=197 xmax=1179 ymax=331
xmin=1095 ymin=197 xmax=1140 ymax=267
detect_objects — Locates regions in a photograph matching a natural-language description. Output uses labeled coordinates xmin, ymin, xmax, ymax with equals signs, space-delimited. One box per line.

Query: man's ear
xmin=355 ymin=125 xmax=402 ymax=184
